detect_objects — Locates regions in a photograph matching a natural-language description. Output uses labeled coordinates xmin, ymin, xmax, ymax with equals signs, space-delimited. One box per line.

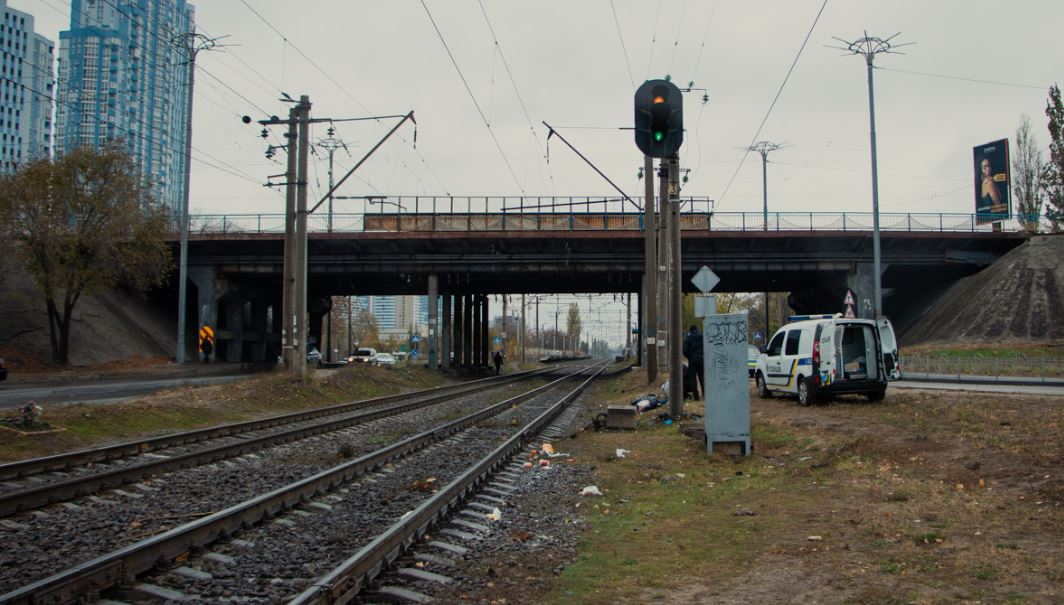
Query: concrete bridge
xmin=173 ymin=197 xmax=1028 ymax=363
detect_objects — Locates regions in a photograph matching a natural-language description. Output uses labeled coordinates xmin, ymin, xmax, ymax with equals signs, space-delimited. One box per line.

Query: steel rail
xmin=288 ymin=361 xmax=609 ymax=605
xmin=0 ymin=362 xmax=600 ymax=605
xmin=0 ymin=367 xmax=553 ymax=482
xmin=0 ymin=365 xmax=572 ymax=517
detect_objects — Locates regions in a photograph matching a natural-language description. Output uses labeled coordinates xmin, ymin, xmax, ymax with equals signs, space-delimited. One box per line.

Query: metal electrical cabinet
xmin=703 ymin=311 xmax=751 ymax=455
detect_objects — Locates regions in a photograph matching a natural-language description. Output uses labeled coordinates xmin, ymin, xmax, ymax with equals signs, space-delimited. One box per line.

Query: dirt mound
xmin=0 ymin=252 xmax=175 ymax=369
xmin=904 ymin=235 xmax=1064 ymax=345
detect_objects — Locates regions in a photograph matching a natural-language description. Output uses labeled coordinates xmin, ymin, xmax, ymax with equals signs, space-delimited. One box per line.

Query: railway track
xmin=0 ymin=365 xmax=570 ymax=517
xmin=0 ymin=361 xmax=606 ymax=603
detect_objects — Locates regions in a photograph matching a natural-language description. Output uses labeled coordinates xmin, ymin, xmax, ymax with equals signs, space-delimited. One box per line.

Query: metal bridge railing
xmin=189 ymin=209 xmax=1037 ymax=235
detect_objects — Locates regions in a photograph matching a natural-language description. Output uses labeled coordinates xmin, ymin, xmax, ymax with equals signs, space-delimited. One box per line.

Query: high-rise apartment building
xmin=0 ymin=0 xmax=54 ymax=173
xmin=55 ymin=0 xmax=194 ymax=209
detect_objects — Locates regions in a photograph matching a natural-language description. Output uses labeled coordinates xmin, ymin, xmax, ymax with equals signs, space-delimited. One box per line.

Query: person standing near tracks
xmin=682 ymin=325 xmax=704 ymax=399
xmin=492 ymin=350 xmax=503 ymax=375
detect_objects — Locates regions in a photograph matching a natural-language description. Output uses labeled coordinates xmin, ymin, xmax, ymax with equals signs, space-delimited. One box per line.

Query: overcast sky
xmin=22 ymin=0 xmax=1064 ymax=218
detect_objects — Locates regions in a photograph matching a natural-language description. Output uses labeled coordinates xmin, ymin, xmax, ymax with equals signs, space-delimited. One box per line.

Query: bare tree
xmin=1041 ymin=84 xmax=1064 ymax=232
xmin=1013 ymin=114 xmax=1044 ymax=232
xmin=0 ymin=147 xmax=171 ymax=364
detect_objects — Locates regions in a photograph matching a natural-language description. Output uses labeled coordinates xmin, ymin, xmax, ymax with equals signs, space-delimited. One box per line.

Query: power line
xmin=236 ymin=0 xmax=450 ymax=194
xmin=608 ymin=0 xmax=635 ymax=89
xmin=666 ymin=0 xmax=689 ymax=76
xmin=477 ymin=0 xmax=556 ymax=193
xmin=645 ymin=0 xmax=662 ymax=79
xmin=3 ymin=76 xmax=262 ymax=186
xmin=875 ymin=66 xmax=1048 ymax=90
xmin=420 ymin=0 xmax=525 ymax=192
xmin=717 ymin=0 xmax=828 ymax=209
xmin=688 ymin=1 xmax=718 ymax=84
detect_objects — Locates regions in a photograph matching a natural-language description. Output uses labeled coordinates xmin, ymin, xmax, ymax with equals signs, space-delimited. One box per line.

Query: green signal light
xmin=654 ymin=131 xmax=664 ymax=142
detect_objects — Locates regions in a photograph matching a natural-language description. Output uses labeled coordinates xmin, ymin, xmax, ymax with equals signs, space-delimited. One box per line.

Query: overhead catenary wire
xmin=421 ymin=0 xmax=525 ymax=192
xmin=716 ymin=0 xmax=829 ymax=210
xmin=875 ymin=66 xmax=1049 ymax=90
xmin=645 ymin=0 xmax=662 ymax=79
xmin=666 ymin=0 xmax=689 ymax=76
xmin=477 ymin=0 xmax=556 ymax=193
xmin=236 ymin=0 xmax=450 ymax=194
xmin=3 ymin=76 xmax=263 ymax=186
xmin=608 ymin=0 xmax=635 ymax=89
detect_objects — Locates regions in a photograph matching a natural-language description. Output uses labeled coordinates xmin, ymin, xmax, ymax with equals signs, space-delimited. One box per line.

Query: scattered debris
xmin=615 ymin=448 xmax=630 ymax=459
xmin=734 ymin=509 xmax=755 ymax=516
xmin=486 ymin=507 xmax=502 ymax=522
xmin=580 ymin=486 xmax=603 ymax=497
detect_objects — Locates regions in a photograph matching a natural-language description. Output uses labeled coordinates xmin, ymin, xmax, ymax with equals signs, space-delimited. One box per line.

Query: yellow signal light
xmin=653 ymin=95 xmax=666 ymax=104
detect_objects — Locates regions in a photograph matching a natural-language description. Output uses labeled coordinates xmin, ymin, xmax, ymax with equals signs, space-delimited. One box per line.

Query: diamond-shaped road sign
xmin=691 ymin=265 xmax=720 ymax=294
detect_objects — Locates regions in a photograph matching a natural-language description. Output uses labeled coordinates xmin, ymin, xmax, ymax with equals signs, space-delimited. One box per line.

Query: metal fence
xmin=188 ymin=199 xmax=1038 ymax=236
xmin=901 ymin=352 xmax=1064 ymax=379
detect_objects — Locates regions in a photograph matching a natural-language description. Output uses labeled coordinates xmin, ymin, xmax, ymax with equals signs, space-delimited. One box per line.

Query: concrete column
xmin=224 ymin=298 xmax=245 ymax=362
xmin=189 ymin=266 xmax=220 ymax=362
xmin=250 ymin=301 xmax=268 ymax=362
xmin=480 ymin=294 xmax=489 ymax=367
xmin=441 ymin=293 xmax=452 ymax=370
xmin=427 ymin=274 xmax=438 ymax=370
xmin=470 ymin=295 xmax=478 ymax=365
xmin=848 ymin=262 xmax=880 ymax=320
xmin=463 ymin=294 xmax=473 ymax=367
xmin=453 ymin=294 xmax=464 ymax=368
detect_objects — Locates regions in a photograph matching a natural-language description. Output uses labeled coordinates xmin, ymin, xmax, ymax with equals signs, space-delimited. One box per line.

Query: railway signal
xmin=634 ymin=79 xmax=683 ymax=158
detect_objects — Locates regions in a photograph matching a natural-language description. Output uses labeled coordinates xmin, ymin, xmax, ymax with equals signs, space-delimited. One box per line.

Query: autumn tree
xmin=1013 ymin=114 xmax=1045 ymax=232
xmin=1041 ymin=85 xmax=1064 ymax=232
xmin=351 ymin=307 xmax=381 ymax=349
xmin=566 ymin=303 xmax=582 ymax=352
xmin=0 ymin=146 xmax=171 ymax=364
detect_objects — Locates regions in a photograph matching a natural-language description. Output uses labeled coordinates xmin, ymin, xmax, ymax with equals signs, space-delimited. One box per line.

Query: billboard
xmin=973 ymin=139 xmax=1010 ymax=224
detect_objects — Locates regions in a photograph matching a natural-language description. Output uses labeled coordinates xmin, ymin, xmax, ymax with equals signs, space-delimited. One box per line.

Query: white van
xmin=754 ymin=314 xmax=899 ymax=405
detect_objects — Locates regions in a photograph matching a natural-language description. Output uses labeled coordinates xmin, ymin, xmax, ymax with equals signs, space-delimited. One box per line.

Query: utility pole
xmin=750 ymin=141 xmax=782 ymax=337
xmin=174 ymin=33 xmax=218 ymax=364
xmin=314 ymin=127 xmax=349 ymax=362
xmin=657 ymin=160 xmax=669 ymax=373
xmin=281 ymin=103 xmax=300 ymax=373
xmin=293 ymin=95 xmax=312 ymax=380
xmin=667 ymin=156 xmax=683 ymax=420
xmin=643 ymin=155 xmax=658 ymax=382
xmin=835 ymin=33 xmax=910 ymax=319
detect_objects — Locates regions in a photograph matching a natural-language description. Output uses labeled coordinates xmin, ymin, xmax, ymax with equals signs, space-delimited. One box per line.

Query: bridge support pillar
xmin=480 ymin=294 xmax=489 ymax=367
xmin=248 ymin=301 xmax=268 ymax=362
xmin=472 ymin=295 xmax=482 ymax=368
xmin=441 ymin=293 xmax=452 ymax=370
xmin=454 ymin=294 xmax=464 ymax=368
xmin=308 ymin=297 xmax=331 ymax=362
xmin=848 ymin=262 xmax=885 ymax=320
xmin=427 ymin=275 xmax=438 ymax=370
xmin=222 ymin=298 xmax=245 ymax=363
xmin=189 ymin=266 xmax=221 ymax=362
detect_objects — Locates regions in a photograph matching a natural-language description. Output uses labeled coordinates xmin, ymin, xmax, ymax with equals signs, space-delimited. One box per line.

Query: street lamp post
xmin=835 ymin=32 xmax=911 ymax=318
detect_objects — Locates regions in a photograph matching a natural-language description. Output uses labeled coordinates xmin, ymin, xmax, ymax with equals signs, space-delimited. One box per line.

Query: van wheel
xmin=867 ymin=388 xmax=886 ymax=402
xmin=756 ymin=373 xmax=772 ymax=398
xmin=797 ymin=377 xmax=817 ymax=406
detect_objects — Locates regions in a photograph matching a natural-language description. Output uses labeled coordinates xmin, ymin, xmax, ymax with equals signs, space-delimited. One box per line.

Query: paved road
xmin=0 ymin=374 xmax=250 ymax=409
xmin=892 ymin=380 xmax=1064 ymax=397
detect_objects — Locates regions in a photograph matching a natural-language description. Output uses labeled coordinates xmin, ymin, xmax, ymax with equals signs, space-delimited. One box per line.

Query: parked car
xmin=0 ymin=358 xmax=7 ymax=381
xmin=754 ymin=313 xmax=898 ymax=405
xmin=306 ymin=347 xmax=322 ymax=365
xmin=370 ymin=352 xmax=396 ymax=367
xmin=348 ymin=347 xmax=376 ymax=364
xmin=747 ymin=345 xmax=760 ymax=377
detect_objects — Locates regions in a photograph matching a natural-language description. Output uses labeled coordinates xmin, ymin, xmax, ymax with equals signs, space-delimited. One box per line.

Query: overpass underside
xmin=177 ymin=225 xmax=1026 ymax=363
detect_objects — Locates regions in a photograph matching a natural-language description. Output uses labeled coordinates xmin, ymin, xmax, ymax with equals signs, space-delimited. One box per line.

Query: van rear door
xmin=877 ymin=318 xmax=901 ymax=380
